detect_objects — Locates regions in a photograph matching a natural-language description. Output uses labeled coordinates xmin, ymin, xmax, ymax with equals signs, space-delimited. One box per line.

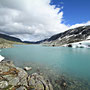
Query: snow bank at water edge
xmin=0 ymin=55 xmax=5 ymax=62
xmin=62 ymin=40 xmax=90 ymax=48
xmin=0 ymin=50 xmax=5 ymax=62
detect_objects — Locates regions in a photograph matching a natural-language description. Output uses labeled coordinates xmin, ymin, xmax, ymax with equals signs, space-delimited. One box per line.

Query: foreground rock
xmin=0 ymin=61 xmax=53 ymax=90
xmin=24 ymin=67 xmax=32 ymax=71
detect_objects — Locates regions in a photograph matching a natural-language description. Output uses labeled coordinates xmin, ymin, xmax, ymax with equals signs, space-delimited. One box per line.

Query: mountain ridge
xmin=42 ymin=25 xmax=90 ymax=46
xmin=0 ymin=33 xmax=22 ymax=42
xmin=0 ymin=25 xmax=90 ymax=47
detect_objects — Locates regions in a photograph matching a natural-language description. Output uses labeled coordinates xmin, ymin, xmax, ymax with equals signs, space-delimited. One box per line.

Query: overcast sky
xmin=0 ymin=0 xmax=90 ymax=41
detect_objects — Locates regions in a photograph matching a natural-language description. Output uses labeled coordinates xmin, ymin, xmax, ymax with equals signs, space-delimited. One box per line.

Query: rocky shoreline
xmin=0 ymin=38 xmax=28 ymax=49
xmin=0 ymin=44 xmax=13 ymax=49
xmin=0 ymin=60 xmax=53 ymax=90
xmin=0 ymin=60 xmax=90 ymax=90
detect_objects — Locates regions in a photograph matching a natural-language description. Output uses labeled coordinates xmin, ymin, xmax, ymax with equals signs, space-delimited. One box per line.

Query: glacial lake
xmin=1 ymin=45 xmax=90 ymax=81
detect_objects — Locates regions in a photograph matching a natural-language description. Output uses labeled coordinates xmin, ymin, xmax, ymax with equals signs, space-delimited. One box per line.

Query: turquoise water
xmin=1 ymin=45 xmax=90 ymax=81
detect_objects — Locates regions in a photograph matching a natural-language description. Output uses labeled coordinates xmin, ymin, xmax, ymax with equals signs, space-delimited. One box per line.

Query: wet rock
xmin=17 ymin=67 xmax=28 ymax=86
xmin=35 ymin=81 xmax=44 ymax=90
xmin=28 ymin=73 xmax=53 ymax=90
xmin=63 ymin=82 xmax=67 ymax=87
xmin=24 ymin=66 xmax=32 ymax=71
xmin=52 ymin=45 xmax=55 ymax=47
xmin=67 ymin=44 xmax=72 ymax=47
xmin=60 ymin=78 xmax=67 ymax=90
xmin=46 ymin=80 xmax=53 ymax=90
xmin=28 ymin=76 xmax=35 ymax=86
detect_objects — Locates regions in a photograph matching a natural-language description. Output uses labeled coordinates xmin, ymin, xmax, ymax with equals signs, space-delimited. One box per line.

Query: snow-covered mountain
xmin=43 ymin=25 xmax=90 ymax=46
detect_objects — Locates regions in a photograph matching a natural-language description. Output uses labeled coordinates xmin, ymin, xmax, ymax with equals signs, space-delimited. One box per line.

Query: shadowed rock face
xmin=43 ymin=25 xmax=90 ymax=46
xmin=0 ymin=61 xmax=53 ymax=90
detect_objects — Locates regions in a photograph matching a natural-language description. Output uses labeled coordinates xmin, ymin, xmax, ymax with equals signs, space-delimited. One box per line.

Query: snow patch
xmin=0 ymin=55 xmax=5 ymax=62
xmin=87 ymin=36 xmax=90 ymax=40
xmin=0 ymin=50 xmax=5 ymax=62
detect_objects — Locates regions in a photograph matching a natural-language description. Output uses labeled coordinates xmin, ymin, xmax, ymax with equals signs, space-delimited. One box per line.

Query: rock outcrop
xmin=0 ymin=60 xmax=53 ymax=90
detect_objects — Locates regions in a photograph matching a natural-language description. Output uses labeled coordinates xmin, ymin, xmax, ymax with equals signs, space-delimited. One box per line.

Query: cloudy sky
xmin=0 ymin=0 xmax=90 ymax=41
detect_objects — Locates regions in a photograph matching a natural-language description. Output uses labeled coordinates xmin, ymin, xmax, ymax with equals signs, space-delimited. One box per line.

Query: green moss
xmin=28 ymin=85 xmax=35 ymax=89
xmin=3 ymin=85 xmax=13 ymax=90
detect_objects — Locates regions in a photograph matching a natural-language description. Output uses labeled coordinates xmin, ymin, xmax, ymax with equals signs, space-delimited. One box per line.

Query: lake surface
xmin=1 ymin=45 xmax=90 ymax=81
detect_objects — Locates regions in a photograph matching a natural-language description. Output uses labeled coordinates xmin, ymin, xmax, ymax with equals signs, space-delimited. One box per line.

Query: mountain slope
xmin=0 ymin=33 xmax=42 ymax=46
xmin=0 ymin=33 xmax=24 ymax=48
xmin=43 ymin=25 xmax=90 ymax=46
xmin=0 ymin=33 xmax=22 ymax=42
